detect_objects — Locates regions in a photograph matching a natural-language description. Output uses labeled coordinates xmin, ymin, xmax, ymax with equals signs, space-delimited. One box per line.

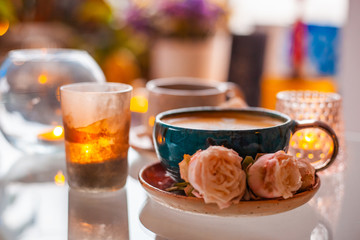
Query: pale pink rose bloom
xmin=297 ymin=158 xmax=316 ymax=191
xmin=180 ymin=146 xmax=246 ymax=209
xmin=248 ymin=151 xmax=302 ymax=199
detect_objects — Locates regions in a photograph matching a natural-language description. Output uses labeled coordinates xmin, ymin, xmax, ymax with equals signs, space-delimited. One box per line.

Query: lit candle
xmin=64 ymin=117 xmax=129 ymax=190
xmin=38 ymin=73 xmax=48 ymax=84
xmin=130 ymin=95 xmax=148 ymax=113
xmin=289 ymin=129 xmax=332 ymax=162
xmin=54 ymin=170 xmax=65 ymax=186
xmin=38 ymin=126 xmax=64 ymax=143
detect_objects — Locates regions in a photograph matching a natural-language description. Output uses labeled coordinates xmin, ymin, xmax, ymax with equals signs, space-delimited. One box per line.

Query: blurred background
xmin=0 ymin=0 xmax=358 ymax=134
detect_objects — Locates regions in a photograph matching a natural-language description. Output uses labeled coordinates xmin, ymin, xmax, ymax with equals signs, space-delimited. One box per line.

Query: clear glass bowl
xmin=0 ymin=49 xmax=106 ymax=154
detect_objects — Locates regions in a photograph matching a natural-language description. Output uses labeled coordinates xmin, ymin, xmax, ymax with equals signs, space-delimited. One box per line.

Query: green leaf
xmin=166 ymin=181 xmax=189 ymax=191
xmin=184 ymin=184 xmax=195 ymax=197
xmin=242 ymin=156 xmax=254 ymax=172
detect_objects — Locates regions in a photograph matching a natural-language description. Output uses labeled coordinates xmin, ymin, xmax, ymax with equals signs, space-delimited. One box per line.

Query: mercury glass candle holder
xmin=276 ymin=90 xmax=344 ymax=171
xmin=61 ymin=82 xmax=132 ymax=191
xmin=0 ymin=49 xmax=105 ymax=154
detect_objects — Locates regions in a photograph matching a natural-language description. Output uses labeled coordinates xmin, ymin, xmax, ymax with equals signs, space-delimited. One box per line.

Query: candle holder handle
xmin=293 ymin=120 xmax=339 ymax=172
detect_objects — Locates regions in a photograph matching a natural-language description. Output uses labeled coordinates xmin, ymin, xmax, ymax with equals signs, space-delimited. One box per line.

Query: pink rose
xmin=248 ymin=151 xmax=302 ymax=199
xmin=179 ymin=146 xmax=246 ymax=209
xmin=297 ymin=158 xmax=316 ymax=191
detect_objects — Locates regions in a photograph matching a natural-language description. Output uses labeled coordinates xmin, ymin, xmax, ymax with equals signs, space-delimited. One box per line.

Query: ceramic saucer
xmin=130 ymin=125 xmax=154 ymax=153
xmin=139 ymin=162 xmax=320 ymax=217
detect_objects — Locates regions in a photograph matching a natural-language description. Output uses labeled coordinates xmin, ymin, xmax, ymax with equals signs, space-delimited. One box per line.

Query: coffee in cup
xmin=162 ymin=111 xmax=284 ymax=130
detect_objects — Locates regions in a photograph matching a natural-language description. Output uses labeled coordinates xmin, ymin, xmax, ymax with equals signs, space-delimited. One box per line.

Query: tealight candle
xmin=289 ymin=129 xmax=332 ymax=163
xmin=38 ymin=126 xmax=64 ymax=143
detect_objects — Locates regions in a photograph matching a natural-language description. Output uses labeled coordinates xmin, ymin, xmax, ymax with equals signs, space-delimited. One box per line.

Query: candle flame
xmin=38 ymin=126 xmax=64 ymax=141
xmin=130 ymin=95 xmax=148 ymax=113
xmin=38 ymin=74 xmax=48 ymax=84
xmin=53 ymin=126 xmax=64 ymax=137
xmin=0 ymin=20 xmax=9 ymax=36
xmin=304 ymin=132 xmax=316 ymax=143
xmin=54 ymin=170 xmax=65 ymax=186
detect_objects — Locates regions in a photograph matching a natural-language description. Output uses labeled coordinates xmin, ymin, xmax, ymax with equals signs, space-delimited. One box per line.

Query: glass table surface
xmin=0 ymin=134 xmax=359 ymax=240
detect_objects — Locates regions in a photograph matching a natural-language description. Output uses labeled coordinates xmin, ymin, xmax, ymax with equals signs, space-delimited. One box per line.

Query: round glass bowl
xmin=0 ymin=49 xmax=106 ymax=154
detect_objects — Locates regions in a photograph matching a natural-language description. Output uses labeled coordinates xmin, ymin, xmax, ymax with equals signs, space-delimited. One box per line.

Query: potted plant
xmin=125 ymin=0 xmax=230 ymax=81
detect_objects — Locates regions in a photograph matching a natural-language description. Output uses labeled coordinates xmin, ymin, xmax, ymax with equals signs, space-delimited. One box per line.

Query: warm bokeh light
xmin=148 ymin=116 xmax=155 ymax=127
xmin=299 ymin=132 xmax=318 ymax=149
xmin=38 ymin=126 xmax=64 ymax=142
xmin=130 ymin=95 xmax=148 ymax=113
xmin=65 ymin=117 xmax=128 ymax=165
xmin=38 ymin=74 xmax=48 ymax=84
xmin=53 ymin=126 xmax=63 ymax=137
xmin=54 ymin=170 xmax=65 ymax=186
xmin=0 ymin=20 xmax=9 ymax=36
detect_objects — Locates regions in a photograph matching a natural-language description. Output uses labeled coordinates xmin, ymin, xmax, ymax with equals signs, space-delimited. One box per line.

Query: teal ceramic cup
xmin=153 ymin=107 xmax=339 ymax=180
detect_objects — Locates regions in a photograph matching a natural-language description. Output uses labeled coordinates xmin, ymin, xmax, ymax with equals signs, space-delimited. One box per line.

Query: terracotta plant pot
xmin=150 ymin=32 xmax=232 ymax=82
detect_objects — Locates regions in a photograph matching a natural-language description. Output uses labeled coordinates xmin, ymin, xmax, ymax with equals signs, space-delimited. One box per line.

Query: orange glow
xmin=261 ymin=75 xmax=337 ymax=110
xmin=65 ymin=117 xmax=128 ymax=165
xmin=54 ymin=171 xmax=65 ymax=186
xmin=298 ymin=131 xmax=320 ymax=150
xmin=304 ymin=132 xmax=316 ymax=143
xmin=0 ymin=20 xmax=9 ymax=36
xmin=38 ymin=126 xmax=64 ymax=142
xmin=148 ymin=116 xmax=155 ymax=127
xmin=301 ymin=143 xmax=309 ymax=149
xmin=130 ymin=95 xmax=148 ymax=113
xmin=38 ymin=74 xmax=48 ymax=84
xmin=157 ymin=134 xmax=165 ymax=145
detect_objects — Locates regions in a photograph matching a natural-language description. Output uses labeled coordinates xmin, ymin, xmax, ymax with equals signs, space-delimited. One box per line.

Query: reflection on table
xmin=0 ymin=140 xmax=358 ymax=239
xmin=68 ymin=188 xmax=129 ymax=240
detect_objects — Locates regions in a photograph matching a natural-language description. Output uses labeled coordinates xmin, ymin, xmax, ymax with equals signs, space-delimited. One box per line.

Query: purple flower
xmin=125 ymin=0 xmax=226 ymax=39
xmin=124 ymin=5 xmax=153 ymax=34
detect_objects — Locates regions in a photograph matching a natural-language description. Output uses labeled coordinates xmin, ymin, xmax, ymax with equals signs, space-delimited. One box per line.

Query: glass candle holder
xmin=276 ymin=90 xmax=344 ymax=171
xmin=60 ymin=82 xmax=132 ymax=191
xmin=0 ymin=49 xmax=105 ymax=154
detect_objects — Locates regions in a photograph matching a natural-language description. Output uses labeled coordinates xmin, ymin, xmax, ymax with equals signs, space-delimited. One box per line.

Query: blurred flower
xmin=124 ymin=5 xmax=154 ymax=34
xmin=125 ymin=0 xmax=226 ymax=39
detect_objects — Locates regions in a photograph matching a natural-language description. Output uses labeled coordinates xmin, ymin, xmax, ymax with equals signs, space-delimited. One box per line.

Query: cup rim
xmin=155 ymin=107 xmax=292 ymax=132
xmin=8 ymin=48 xmax=88 ymax=58
xmin=276 ymin=90 xmax=341 ymax=103
xmin=60 ymin=82 xmax=133 ymax=94
xmin=146 ymin=77 xmax=227 ymax=96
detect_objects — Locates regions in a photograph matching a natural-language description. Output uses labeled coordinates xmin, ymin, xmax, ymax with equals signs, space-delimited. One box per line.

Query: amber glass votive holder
xmin=60 ymin=82 xmax=132 ymax=191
